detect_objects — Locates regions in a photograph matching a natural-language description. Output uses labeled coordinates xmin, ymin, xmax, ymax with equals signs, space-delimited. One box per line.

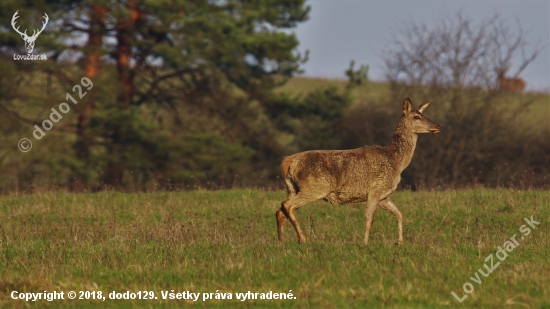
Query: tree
xmin=262 ymin=60 xmax=368 ymax=154
xmin=1 ymin=0 xmax=312 ymax=191
xmin=71 ymin=2 xmax=107 ymax=191
xmin=0 ymin=1 xmax=72 ymax=193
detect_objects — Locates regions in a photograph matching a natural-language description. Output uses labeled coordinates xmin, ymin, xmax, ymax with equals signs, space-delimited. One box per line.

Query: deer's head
xmin=11 ymin=11 xmax=49 ymax=54
xmin=402 ymin=98 xmax=441 ymax=134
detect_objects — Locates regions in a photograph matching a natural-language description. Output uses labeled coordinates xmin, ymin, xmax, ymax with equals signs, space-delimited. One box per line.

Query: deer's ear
xmin=402 ymin=97 xmax=412 ymax=114
xmin=418 ymin=101 xmax=430 ymax=113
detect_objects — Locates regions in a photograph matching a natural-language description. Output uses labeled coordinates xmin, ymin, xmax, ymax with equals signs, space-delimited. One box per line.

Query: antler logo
xmin=11 ymin=10 xmax=49 ymax=54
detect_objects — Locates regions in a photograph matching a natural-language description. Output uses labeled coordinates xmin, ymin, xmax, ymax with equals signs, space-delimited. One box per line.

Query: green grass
xmin=278 ymin=77 xmax=550 ymax=123
xmin=0 ymin=189 xmax=549 ymax=308
xmin=277 ymin=77 xmax=391 ymax=104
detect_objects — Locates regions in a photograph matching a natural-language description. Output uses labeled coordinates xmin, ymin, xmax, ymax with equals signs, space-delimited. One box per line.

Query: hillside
xmin=278 ymin=76 xmax=550 ymax=123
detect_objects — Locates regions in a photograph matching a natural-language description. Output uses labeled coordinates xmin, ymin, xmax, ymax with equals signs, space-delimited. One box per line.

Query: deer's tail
xmin=281 ymin=157 xmax=292 ymax=179
xmin=281 ymin=156 xmax=298 ymax=196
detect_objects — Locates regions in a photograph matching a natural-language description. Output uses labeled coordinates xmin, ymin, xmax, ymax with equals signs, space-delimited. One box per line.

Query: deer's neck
xmin=389 ymin=120 xmax=418 ymax=173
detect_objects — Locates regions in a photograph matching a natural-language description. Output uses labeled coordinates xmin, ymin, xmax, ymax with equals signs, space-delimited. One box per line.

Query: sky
xmin=292 ymin=0 xmax=550 ymax=92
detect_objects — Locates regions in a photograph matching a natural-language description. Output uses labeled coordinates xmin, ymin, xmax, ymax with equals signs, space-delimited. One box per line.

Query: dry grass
xmin=0 ymin=189 xmax=549 ymax=308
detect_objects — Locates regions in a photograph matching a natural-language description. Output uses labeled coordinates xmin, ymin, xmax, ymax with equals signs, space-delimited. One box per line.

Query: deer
xmin=497 ymin=68 xmax=526 ymax=93
xmin=276 ymin=97 xmax=441 ymax=245
xmin=11 ymin=10 xmax=49 ymax=54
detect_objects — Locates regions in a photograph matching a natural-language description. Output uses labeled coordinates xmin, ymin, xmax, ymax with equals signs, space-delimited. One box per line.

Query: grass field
xmin=1 ymin=189 xmax=549 ymax=308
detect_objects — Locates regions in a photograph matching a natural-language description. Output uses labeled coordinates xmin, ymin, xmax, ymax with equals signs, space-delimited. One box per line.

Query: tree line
xmin=0 ymin=3 xmax=547 ymax=193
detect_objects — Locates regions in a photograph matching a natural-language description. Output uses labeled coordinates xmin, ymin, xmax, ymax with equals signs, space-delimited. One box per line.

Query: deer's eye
xmin=414 ymin=115 xmax=421 ymax=120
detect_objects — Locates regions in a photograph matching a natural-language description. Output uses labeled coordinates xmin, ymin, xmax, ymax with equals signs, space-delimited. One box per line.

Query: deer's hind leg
xmin=278 ymin=192 xmax=323 ymax=244
xmin=276 ymin=208 xmax=287 ymax=242
xmin=379 ymin=198 xmax=404 ymax=245
xmin=276 ymin=176 xmax=298 ymax=242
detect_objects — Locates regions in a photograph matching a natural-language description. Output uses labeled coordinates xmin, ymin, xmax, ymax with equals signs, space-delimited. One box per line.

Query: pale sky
xmin=293 ymin=0 xmax=550 ymax=92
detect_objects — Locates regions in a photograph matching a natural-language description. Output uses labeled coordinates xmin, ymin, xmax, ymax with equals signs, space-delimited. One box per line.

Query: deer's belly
xmin=324 ymin=175 xmax=400 ymax=204
xmin=323 ymin=191 xmax=369 ymax=205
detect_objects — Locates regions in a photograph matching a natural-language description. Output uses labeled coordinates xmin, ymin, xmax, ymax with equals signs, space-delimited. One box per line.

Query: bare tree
xmin=384 ymin=13 xmax=544 ymax=91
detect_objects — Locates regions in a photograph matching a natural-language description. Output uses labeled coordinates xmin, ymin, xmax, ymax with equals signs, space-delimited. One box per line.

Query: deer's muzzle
xmin=430 ymin=124 xmax=442 ymax=133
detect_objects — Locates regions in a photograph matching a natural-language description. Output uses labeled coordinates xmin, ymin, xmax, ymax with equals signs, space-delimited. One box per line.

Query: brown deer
xmin=497 ymin=69 xmax=526 ymax=93
xmin=276 ymin=98 xmax=441 ymax=245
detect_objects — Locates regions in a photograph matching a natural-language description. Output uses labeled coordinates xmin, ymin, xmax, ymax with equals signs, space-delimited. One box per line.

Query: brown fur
xmin=497 ymin=69 xmax=526 ymax=93
xmin=281 ymin=157 xmax=292 ymax=180
xmin=498 ymin=77 xmax=526 ymax=93
xmin=276 ymin=98 xmax=442 ymax=245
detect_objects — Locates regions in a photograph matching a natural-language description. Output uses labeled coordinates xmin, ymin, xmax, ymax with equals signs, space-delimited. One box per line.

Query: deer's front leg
xmin=363 ymin=196 xmax=380 ymax=244
xmin=379 ymin=198 xmax=404 ymax=245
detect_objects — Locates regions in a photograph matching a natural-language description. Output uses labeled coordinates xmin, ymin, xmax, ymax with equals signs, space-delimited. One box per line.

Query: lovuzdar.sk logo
xmin=11 ymin=10 xmax=48 ymax=60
